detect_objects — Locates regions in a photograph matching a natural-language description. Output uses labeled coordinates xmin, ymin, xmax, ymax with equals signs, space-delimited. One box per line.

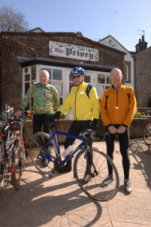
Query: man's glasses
xmin=72 ymin=75 xmax=81 ymax=79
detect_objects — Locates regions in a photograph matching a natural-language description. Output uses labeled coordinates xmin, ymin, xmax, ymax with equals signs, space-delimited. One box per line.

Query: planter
xmin=130 ymin=118 xmax=148 ymax=139
xmin=24 ymin=118 xmax=149 ymax=144
xmin=24 ymin=119 xmax=73 ymax=144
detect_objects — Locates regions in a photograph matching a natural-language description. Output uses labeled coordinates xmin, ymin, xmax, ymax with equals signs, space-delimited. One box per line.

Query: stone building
xmin=99 ymin=35 xmax=135 ymax=88
xmin=134 ymin=35 xmax=150 ymax=107
xmin=0 ymin=29 xmax=126 ymax=111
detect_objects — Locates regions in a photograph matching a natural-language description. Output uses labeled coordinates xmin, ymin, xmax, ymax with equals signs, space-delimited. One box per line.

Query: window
xmin=96 ymin=72 xmax=110 ymax=97
xmin=98 ymin=74 xmax=105 ymax=83
xmin=69 ymin=74 xmax=74 ymax=91
xmin=106 ymin=75 xmax=110 ymax=84
xmin=85 ymin=75 xmax=91 ymax=83
xmin=124 ymin=62 xmax=131 ymax=82
xmin=51 ymin=69 xmax=63 ymax=104
xmin=53 ymin=69 xmax=62 ymax=80
xmin=98 ymin=72 xmax=110 ymax=85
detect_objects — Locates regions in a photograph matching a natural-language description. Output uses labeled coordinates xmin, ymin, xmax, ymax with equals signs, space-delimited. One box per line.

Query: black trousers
xmin=33 ymin=114 xmax=50 ymax=134
xmin=105 ymin=126 xmax=130 ymax=180
xmin=64 ymin=120 xmax=92 ymax=169
xmin=64 ymin=120 xmax=91 ymax=149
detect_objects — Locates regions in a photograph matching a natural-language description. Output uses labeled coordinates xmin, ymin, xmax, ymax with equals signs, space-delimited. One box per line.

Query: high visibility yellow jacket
xmin=100 ymin=84 xmax=137 ymax=127
xmin=59 ymin=82 xmax=99 ymax=120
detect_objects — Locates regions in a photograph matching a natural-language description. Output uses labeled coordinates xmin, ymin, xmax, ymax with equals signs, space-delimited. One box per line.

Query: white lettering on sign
xmin=49 ymin=41 xmax=99 ymax=62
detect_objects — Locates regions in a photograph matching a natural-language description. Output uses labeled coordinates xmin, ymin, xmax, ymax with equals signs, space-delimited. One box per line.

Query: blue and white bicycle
xmin=29 ymin=118 xmax=119 ymax=201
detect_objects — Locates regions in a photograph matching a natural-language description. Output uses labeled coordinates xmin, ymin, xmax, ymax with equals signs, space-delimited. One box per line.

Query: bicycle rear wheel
xmin=0 ymin=161 xmax=11 ymax=191
xmin=29 ymin=132 xmax=57 ymax=175
xmin=143 ymin=123 xmax=151 ymax=145
xmin=74 ymin=148 xmax=119 ymax=201
xmin=0 ymin=143 xmax=11 ymax=191
xmin=10 ymin=143 xmax=25 ymax=190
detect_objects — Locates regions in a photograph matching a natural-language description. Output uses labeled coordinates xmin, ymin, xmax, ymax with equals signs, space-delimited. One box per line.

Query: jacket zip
xmin=116 ymin=88 xmax=118 ymax=108
xmin=75 ymin=87 xmax=79 ymax=120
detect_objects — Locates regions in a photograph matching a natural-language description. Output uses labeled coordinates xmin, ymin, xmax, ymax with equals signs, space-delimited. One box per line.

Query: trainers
xmin=81 ymin=173 xmax=91 ymax=184
xmin=124 ymin=179 xmax=132 ymax=194
xmin=101 ymin=175 xmax=113 ymax=186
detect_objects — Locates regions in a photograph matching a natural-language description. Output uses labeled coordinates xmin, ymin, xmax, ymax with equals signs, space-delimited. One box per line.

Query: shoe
xmin=42 ymin=159 xmax=48 ymax=167
xmin=81 ymin=173 xmax=91 ymax=184
xmin=124 ymin=179 xmax=132 ymax=194
xmin=56 ymin=161 xmax=72 ymax=173
xmin=101 ymin=175 xmax=113 ymax=186
xmin=56 ymin=165 xmax=72 ymax=173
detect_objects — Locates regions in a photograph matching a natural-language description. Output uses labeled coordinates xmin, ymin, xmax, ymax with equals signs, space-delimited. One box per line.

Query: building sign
xmin=49 ymin=41 xmax=99 ymax=62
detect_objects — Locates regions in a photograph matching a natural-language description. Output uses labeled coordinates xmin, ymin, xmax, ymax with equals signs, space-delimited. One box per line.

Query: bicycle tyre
xmin=74 ymin=148 xmax=119 ymax=201
xmin=10 ymin=143 xmax=24 ymax=190
xmin=29 ymin=132 xmax=57 ymax=175
xmin=0 ymin=161 xmax=11 ymax=191
xmin=0 ymin=143 xmax=11 ymax=191
xmin=143 ymin=123 xmax=151 ymax=145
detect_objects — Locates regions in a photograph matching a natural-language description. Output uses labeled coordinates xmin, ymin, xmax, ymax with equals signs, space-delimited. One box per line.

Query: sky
xmin=0 ymin=0 xmax=151 ymax=51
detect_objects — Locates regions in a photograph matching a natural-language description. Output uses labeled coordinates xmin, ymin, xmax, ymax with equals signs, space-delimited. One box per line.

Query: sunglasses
xmin=72 ymin=75 xmax=81 ymax=79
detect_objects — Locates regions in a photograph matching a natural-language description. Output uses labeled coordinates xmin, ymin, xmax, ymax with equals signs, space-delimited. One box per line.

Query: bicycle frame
xmin=40 ymin=128 xmax=89 ymax=167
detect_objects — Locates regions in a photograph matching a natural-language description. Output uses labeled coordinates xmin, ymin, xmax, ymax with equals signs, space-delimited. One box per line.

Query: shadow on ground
xmin=130 ymin=139 xmax=151 ymax=189
xmin=0 ymin=168 xmax=103 ymax=227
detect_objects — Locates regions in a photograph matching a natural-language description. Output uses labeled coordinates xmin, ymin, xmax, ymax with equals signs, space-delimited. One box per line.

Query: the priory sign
xmin=49 ymin=41 xmax=99 ymax=62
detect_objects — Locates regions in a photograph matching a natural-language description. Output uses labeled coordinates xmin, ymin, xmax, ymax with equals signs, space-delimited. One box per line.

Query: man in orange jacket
xmin=100 ymin=68 xmax=137 ymax=194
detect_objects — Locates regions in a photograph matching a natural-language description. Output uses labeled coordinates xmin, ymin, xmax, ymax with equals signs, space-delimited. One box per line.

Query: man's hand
xmin=54 ymin=111 xmax=61 ymax=120
xmin=108 ymin=125 xmax=117 ymax=134
xmin=117 ymin=125 xmax=127 ymax=134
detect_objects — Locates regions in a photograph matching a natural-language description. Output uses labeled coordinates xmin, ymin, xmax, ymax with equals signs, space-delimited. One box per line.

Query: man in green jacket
xmin=54 ymin=66 xmax=100 ymax=179
xmin=17 ymin=69 xmax=60 ymax=134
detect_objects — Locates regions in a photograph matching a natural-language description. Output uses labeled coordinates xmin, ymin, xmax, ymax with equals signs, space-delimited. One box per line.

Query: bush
xmin=135 ymin=111 xmax=146 ymax=118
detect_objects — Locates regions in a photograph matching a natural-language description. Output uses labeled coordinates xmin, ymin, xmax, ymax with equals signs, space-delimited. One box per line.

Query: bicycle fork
xmin=85 ymin=142 xmax=98 ymax=177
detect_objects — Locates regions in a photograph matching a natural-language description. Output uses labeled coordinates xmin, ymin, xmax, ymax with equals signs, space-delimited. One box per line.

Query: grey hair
xmin=39 ymin=70 xmax=49 ymax=79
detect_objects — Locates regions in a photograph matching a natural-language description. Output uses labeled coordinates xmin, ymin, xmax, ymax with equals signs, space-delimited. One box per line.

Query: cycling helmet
xmin=70 ymin=66 xmax=85 ymax=76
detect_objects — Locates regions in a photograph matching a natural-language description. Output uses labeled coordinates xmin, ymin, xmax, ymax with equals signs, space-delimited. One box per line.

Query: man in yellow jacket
xmin=54 ymin=66 xmax=100 ymax=178
xmin=100 ymin=68 xmax=137 ymax=194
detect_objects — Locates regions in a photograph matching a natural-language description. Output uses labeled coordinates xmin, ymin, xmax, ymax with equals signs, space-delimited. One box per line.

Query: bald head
xmin=110 ymin=68 xmax=123 ymax=87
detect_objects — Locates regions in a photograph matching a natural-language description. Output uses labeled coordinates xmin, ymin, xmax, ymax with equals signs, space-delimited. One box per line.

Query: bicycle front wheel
xmin=74 ymin=148 xmax=119 ymax=201
xmin=29 ymin=132 xmax=57 ymax=175
xmin=143 ymin=123 xmax=151 ymax=145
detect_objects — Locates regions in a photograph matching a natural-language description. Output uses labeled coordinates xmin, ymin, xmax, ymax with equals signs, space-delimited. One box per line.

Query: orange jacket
xmin=100 ymin=84 xmax=137 ymax=127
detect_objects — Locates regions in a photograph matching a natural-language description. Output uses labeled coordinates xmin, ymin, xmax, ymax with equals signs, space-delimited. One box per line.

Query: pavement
xmin=0 ymin=139 xmax=151 ymax=227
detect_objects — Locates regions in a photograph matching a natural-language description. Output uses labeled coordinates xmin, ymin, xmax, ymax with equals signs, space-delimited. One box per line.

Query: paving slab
xmin=0 ymin=140 xmax=151 ymax=227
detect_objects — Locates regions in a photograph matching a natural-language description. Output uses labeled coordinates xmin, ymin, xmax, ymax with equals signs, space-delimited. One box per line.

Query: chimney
xmin=135 ymin=35 xmax=148 ymax=53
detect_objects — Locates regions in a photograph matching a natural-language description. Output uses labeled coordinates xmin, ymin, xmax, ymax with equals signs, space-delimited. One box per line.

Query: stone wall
xmin=135 ymin=47 xmax=151 ymax=107
xmin=0 ymin=32 xmax=125 ymax=111
xmin=24 ymin=118 xmax=148 ymax=145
